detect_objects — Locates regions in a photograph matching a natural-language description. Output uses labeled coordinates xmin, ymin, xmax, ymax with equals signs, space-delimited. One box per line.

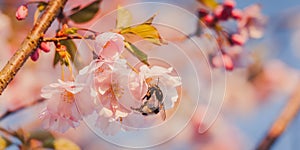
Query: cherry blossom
xmin=76 ymin=58 xmax=141 ymax=135
xmin=238 ymin=4 xmax=267 ymax=39
xmin=95 ymin=32 xmax=125 ymax=60
xmin=138 ymin=65 xmax=182 ymax=109
xmin=40 ymin=79 xmax=84 ymax=132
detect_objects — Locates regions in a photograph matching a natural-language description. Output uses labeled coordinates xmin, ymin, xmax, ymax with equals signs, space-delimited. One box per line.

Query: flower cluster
xmin=198 ymin=0 xmax=266 ymax=70
xmin=40 ymin=32 xmax=182 ymax=135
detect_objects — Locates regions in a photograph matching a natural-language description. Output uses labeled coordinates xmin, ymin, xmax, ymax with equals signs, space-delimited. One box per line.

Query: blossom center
xmin=61 ymin=90 xmax=75 ymax=103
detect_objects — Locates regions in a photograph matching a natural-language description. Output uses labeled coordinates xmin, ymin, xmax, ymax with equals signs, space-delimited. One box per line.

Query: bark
xmin=0 ymin=0 xmax=68 ymax=95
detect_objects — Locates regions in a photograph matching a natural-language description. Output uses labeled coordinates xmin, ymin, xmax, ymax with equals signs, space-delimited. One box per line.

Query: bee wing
xmin=159 ymin=103 xmax=166 ymax=121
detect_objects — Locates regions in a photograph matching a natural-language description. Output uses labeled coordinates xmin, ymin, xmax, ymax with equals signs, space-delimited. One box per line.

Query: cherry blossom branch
xmin=256 ymin=84 xmax=300 ymax=150
xmin=0 ymin=0 xmax=68 ymax=95
xmin=42 ymin=35 xmax=96 ymax=42
xmin=0 ymin=98 xmax=46 ymax=122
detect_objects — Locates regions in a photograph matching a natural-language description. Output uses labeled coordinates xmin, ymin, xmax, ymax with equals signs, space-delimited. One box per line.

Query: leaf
xmin=37 ymin=2 xmax=48 ymax=12
xmin=144 ymin=14 xmax=156 ymax=24
xmin=121 ymin=24 xmax=165 ymax=45
xmin=120 ymin=16 xmax=165 ymax=45
xmin=53 ymin=51 xmax=60 ymax=67
xmin=198 ymin=0 xmax=219 ymax=10
xmin=69 ymin=0 xmax=102 ymax=23
xmin=116 ymin=6 xmax=132 ymax=29
xmin=124 ymin=41 xmax=149 ymax=66
xmin=60 ymin=40 xmax=83 ymax=70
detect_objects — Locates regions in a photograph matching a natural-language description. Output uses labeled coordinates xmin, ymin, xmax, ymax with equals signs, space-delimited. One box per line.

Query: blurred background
xmin=0 ymin=0 xmax=300 ymax=149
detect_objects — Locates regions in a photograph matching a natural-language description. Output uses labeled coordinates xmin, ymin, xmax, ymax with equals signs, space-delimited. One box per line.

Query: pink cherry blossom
xmin=238 ymin=4 xmax=267 ymax=39
xmin=138 ymin=65 xmax=182 ymax=109
xmin=40 ymin=79 xmax=84 ymax=132
xmin=95 ymin=32 xmax=125 ymax=60
xmin=76 ymin=58 xmax=141 ymax=135
xmin=16 ymin=5 xmax=28 ymax=20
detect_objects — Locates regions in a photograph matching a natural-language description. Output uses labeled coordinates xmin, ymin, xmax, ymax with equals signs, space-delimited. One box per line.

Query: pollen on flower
xmin=111 ymin=82 xmax=124 ymax=99
xmin=61 ymin=90 xmax=75 ymax=103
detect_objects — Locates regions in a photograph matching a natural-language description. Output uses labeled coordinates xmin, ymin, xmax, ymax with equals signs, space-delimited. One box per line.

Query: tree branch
xmin=42 ymin=35 xmax=95 ymax=42
xmin=0 ymin=0 xmax=68 ymax=95
xmin=0 ymin=98 xmax=46 ymax=122
xmin=256 ymin=84 xmax=300 ymax=150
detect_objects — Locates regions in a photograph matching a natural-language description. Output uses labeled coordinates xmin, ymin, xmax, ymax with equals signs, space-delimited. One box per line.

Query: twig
xmin=0 ymin=98 xmax=46 ymax=122
xmin=256 ymin=84 xmax=300 ymax=150
xmin=42 ymin=35 xmax=95 ymax=42
xmin=0 ymin=0 xmax=68 ymax=95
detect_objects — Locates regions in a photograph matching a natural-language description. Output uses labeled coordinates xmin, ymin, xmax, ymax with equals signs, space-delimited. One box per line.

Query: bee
xmin=131 ymin=78 xmax=166 ymax=120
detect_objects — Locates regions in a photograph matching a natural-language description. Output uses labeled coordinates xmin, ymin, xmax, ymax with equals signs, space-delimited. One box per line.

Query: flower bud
xmin=212 ymin=54 xmax=234 ymax=71
xmin=231 ymin=9 xmax=243 ymax=20
xmin=223 ymin=0 xmax=236 ymax=9
xmin=198 ymin=8 xmax=208 ymax=18
xmin=231 ymin=33 xmax=247 ymax=46
xmin=30 ymin=49 xmax=40 ymax=61
xmin=203 ymin=14 xmax=215 ymax=26
xmin=40 ymin=42 xmax=50 ymax=53
xmin=16 ymin=5 xmax=28 ymax=20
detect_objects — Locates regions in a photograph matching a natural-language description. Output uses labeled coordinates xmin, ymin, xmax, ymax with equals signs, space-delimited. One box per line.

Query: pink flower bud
xmin=16 ymin=5 xmax=28 ymax=20
xmin=214 ymin=4 xmax=232 ymax=20
xmin=231 ymin=9 xmax=243 ymax=20
xmin=40 ymin=42 xmax=51 ymax=53
xmin=223 ymin=0 xmax=236 ymax=9
xmin=30 ymin=49 xmax=40 ymax=61
xmin=231 ymin=33 xmax=247 ymax=46
xmin=203 ymin=14 xmax=215 ymax=26
xmin=212 ymin=54 xmax=234 ymax=71
xmin=198 ymin=8 xmax=208 ymax=18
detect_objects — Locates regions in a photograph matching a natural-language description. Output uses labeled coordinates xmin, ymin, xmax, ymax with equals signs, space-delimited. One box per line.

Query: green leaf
xmin=69 ymin=0 xmax=102 ymax=23
xmin=121 ymin=24 xmax=165 ymax=45
xmin=124 ymin=41 xmax=149 ymax=66
xmin=116 ymin=6 xmax=132 ymax=29
xmin=197 ymin=0 xmax=219 ymax=10
xmin=37 ymin=2 xmax=48 ymax=12
xmin=64 ymin=27 xmax=78 ymax=35
xmin=60 ymin=40 xmax=84 ymax=70
xmin=53 ymin=50 xmax=60 ymax=67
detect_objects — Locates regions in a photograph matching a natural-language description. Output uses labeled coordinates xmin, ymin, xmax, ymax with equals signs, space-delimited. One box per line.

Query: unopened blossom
xmin=95 ymin=32 xmax=125 ymax=60
xmin=40 ymin=42 xmax=51 ymax=53
xmin=30 ymin=49 xmax=39 ymax=61
xmin=40 ymin=79 xmax=84 ymax=132
xmin=214 ymin=0 xmax=235 ymax=20
xmin=231 ymin=33 xmax=248 ymax=46
xmin=212 ymin=54 xmax=234 ymax=71
xmin=15 ymin=5 xmax=28 ymax=20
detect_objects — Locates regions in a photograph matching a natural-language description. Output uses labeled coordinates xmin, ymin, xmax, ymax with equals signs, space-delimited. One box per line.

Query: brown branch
xmin=256 ymin=84 xmax=300 ymax=150
xmin=0 ymin=98 xmax=46 ymax=121
xmin=0 ymin=0 xmax=68 ymax=95
xmin=42 ymin=35 xmax=95 ymax=42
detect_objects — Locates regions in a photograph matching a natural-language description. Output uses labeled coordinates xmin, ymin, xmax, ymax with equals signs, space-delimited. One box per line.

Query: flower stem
xmin=256 ymin=84 xmax=300 ymax=150
xmin=42 ymin=35 xmax=96 ymax=42
xmin=0 ymin=0 xmax=68 ymax=95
